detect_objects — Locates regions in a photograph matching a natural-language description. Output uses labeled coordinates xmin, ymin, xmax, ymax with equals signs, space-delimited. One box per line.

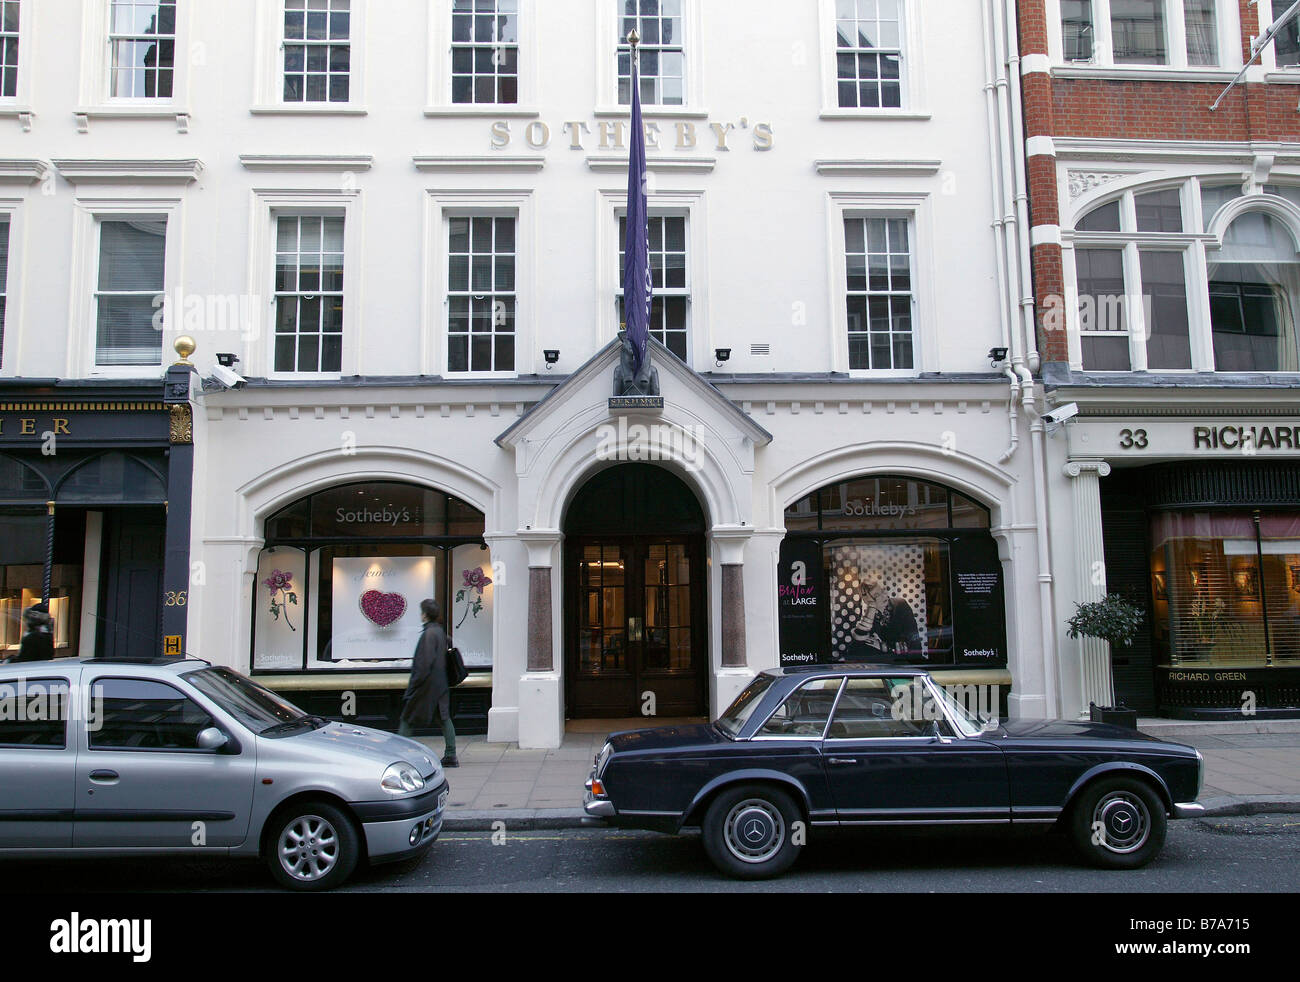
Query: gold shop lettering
xmin=0 ymin=417 xmax=71 ymax=436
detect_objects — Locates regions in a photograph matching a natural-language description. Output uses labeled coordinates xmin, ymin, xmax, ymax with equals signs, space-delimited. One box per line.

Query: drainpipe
xmin=982 ymin=0 xmax=1021 ymax=464
xmin=995 ymin=0 xmax=1060 ymax=715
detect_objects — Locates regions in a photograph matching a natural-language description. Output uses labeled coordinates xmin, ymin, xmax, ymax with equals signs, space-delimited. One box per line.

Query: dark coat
xmin=14 ymin=630 xmax=54 ymax=663
xmin=400 ymin=621 xmax=449 ymax=725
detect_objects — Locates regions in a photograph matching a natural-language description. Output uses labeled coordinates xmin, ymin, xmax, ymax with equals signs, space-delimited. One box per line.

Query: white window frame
xmin=0 ymin=198 xmax=18 ymax=374
xmin=818 ymin=0 xmax=927 ymax=118
xmin=1046 ymin=0 xmax=1241 ymax=72
xmin=251 ymin=0 xmax=367 ymax=114
xmin=597 ymin=188 xmax=707 ymax=370
xmin=249 ymin=189 xmax=361 ymax=379
xmin=422 ymin=189 xmax=534 ymax=378
xmin=76 ymin=0 xmax=190 ymax=117
xmin=425 ymin=0 xmax=538 ymax=117
xmin=828 ymin=192 xmax=935 ymax=376
xmin=1059 ymin=176 xmax=1300 ymax=373
xmin=594 ymin=0 xmax=707 ymax=118
xmin=0 ymin=0 xmax=33 ymax=110
xmin=68 ymin=197 xmax=183 ymax=379
xmin=1259 ymin=0 xmax=1300 ymax=74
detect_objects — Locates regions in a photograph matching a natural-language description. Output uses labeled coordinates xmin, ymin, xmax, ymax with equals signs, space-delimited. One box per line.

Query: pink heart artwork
xmin=359 ymin=590 xmax=407 ymax=628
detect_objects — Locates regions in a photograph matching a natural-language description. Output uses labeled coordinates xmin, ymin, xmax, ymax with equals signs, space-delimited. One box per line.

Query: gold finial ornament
xmin=627 ymin=28 xmax=640 ymax=47
xmin=173 ymin=335 xmax=196 ymax=365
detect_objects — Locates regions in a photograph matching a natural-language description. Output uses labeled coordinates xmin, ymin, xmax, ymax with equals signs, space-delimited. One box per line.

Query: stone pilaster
xmin=1064 ymin=459 xmax=1113 ymax=711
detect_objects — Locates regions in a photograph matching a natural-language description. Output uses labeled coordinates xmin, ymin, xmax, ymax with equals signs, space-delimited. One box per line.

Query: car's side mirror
xmin=196 ymin=727 xmax=230 ymax=752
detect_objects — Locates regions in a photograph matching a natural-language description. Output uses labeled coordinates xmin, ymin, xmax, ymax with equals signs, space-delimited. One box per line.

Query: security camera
xmin=209 ymin=363 xmax=247 ymax=389
xmin=1041 ymin=402 xmax=1079 ymax=426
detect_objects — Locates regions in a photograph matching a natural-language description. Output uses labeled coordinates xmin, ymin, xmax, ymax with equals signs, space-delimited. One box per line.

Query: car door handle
xmin=89 ymin=770 xmax=119 ymax=784
xmin=827 ymin=757 xmax=858 ymax=765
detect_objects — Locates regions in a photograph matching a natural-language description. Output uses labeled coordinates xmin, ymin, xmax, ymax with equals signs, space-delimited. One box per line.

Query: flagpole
xmin=1210 ymin=0 xmax=1300 ymax=111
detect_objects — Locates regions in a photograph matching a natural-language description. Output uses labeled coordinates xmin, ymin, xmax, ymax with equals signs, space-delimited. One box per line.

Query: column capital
xmin=711 ymin=525 xmax=753 ymax=565
xmin=1063 ymin=459 xmax=1111 ymax=480
xmin=516 ymin=528 xmax=563 ymax=567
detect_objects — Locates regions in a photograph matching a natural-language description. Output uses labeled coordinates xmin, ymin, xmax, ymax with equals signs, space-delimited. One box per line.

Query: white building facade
xmin=0 ymin=0 xmax=1055 ymax=747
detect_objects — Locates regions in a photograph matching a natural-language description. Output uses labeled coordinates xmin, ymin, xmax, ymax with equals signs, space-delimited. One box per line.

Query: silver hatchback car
xmin=0 ymin=657 xmax=447 ymax=890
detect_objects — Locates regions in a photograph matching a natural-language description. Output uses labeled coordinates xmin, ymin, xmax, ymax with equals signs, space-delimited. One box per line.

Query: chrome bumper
xmin=1172 ymin=801 xmax=1205 ymax=820
xmin=584 ymin=771 xmax=615 ymax=819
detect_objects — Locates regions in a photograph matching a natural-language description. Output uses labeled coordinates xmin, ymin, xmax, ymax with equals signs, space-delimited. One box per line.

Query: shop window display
xmin=1151 ymin=510 xmax=1300 ymax=665
xmin=253 ymin=482 xmax=489 ymax=673
xmin=778 ymin=476 xmax=1006 ymax=668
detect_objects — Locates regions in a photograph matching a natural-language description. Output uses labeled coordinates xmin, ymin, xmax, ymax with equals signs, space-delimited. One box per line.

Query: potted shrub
xmin=1066 ymin=595 xmax=1145 ymax=729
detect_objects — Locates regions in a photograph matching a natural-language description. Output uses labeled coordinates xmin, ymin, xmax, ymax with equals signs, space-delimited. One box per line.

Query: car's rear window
xmin=716 ymin=675 xmax=776 ymax=737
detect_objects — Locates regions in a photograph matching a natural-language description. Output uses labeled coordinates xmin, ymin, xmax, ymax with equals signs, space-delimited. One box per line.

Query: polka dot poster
xmin=829 ymin=543 xmax=928 ymax=657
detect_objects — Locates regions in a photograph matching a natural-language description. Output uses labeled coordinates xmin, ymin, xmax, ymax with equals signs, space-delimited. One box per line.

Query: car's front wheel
xmin=265 ymin=801 xmax=361 ymax=891
xmin=1069 ymin=777 xmax=1167 ymax=870
xmin=701 ymin=784 xmax=804 ymax=880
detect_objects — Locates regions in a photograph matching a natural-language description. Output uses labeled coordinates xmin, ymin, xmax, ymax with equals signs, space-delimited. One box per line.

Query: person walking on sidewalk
xmin=398 ymin=599 xmax=458 ymax=767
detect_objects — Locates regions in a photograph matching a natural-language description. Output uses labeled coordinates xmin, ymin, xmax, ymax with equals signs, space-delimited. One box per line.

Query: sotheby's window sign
xmin=777 ymin=535 xmax=1007 ymax=668
xmin=330 ymin=556 xmax=436 ymax=661
xmin=451 ymin=544 xmax=494 ymax=668
xmin=254 ymin=547 xmax=308 ymax=670
xmin=778 ymin=538 xmax=822 ymax=665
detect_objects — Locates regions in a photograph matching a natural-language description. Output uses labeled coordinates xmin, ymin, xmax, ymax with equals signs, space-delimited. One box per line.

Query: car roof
xmin=760 ymin=663 xmax=930 ymax=679
xmin=0 ymin=657 xmax=210 ymax=679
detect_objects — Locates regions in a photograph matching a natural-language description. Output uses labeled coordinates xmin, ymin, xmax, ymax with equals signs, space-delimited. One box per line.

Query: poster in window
xmin=828 ymin=542 xmax=928 ymax=664
xmin=948 ymin=535 xmax=1007 ymax=665
xmin=451 ymin=544 xmax=493 ymax=668
xmin=330 ymin=556 xmax=436 ymax=662
xmin=254 ymin=547 xmax=307 ymax=670
xmin=778 ymin=538 xmax=823 ymax=667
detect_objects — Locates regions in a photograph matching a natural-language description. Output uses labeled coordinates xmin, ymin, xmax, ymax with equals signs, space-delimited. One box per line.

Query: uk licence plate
xmin=438 ymin=788 xmax=449 ymax=811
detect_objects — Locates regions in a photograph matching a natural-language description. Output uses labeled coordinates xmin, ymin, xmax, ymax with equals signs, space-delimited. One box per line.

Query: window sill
xmin=593 ymin=106 xmax=711 ymax=119
xmin=74 ymin=106 xmax=192 ymax=133
xmin=819 ymin=108 xmax=931 ymax=121
xmin=1264 ymin=71 xmax=1300 ymax=84
xmin=1052 ymin=65 xmax=1239 ymax=82
xmin=250 ymin=105 xmax=368 ymax=116
xmin=0 ymin=105 xmax=34 ymax=131
xmin=424 ymin=105 xmax=540 ymax=118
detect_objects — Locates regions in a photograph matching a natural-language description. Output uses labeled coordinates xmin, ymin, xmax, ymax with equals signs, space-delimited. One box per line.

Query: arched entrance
xmin=563 ymin=463 xmax=708 ymax=718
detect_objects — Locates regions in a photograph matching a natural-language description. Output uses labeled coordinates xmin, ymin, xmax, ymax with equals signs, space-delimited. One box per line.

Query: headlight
xmin=381 ymin=762 xmax=426 ymax=795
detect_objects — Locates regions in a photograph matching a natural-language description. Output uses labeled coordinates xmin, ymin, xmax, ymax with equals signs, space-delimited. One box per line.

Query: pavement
xmin=411 ymin=717 xmax=1300 ymax=830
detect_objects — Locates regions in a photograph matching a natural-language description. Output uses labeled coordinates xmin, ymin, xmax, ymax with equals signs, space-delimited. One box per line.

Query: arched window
xmin=778 ymin=475 xmax=1005 ymax=669
xmin=254 ymin=482 xmax=489 ymax=674
xmin=1206 ymin=212 xmax=1300 ymax=371
xmin=1069 ymin=177 xmax=1300 ymax=373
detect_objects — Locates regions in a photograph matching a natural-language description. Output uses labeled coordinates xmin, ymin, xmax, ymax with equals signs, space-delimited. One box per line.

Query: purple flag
xmin=623 ymin=40 xmax=651 ymax=374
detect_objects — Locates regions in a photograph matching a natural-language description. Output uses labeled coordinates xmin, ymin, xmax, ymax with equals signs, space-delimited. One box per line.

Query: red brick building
xmin=1019 ymin=1 xmax=1300 ymax=718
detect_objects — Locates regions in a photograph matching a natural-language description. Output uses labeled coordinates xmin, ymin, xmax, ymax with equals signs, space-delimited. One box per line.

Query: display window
xmin=1151 ymin=510 xmax=1300 ymax=666
xmin=778 ymin=476 xmax=1006 ymax=668
xmin=252 ymin=482 xmax=490 ymax=673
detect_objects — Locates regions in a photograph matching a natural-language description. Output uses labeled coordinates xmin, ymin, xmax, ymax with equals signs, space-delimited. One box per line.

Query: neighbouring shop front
xmin=776 ymin=474 xmax=1011 ymax=716
xmin=0 ymin=381 xmax=193 ymax=661
xmin=249 ymin=480 xmax=493 ymax=734
xmin=1101 ymin=460 xmax=1300 ymax=718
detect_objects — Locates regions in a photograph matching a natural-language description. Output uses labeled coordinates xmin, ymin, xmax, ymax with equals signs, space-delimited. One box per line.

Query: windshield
xmin=184 ymin=667 xmax=311 ymax=735
xmin=715 ymin=675 xmax=777 ymax=737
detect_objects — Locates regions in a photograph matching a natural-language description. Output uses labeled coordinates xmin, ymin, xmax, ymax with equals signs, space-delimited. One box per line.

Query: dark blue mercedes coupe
xmin=583 ymin=666 xmax=1205 ymax=879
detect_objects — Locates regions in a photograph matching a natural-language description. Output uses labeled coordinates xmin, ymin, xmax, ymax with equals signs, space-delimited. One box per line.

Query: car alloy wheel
xmin=1069 ymin=776 xmax=1167 ymax=870
xmin=723 ymin=798 xmax=786 ymax=864
xmin=701 ymin=784 xmax=803 ymax=880
xmin=1091 ymin=790 xmax=1150 ymax=854
xmin=265 ymin=801 xmax=360 ymax=891
xmin=279 ymin=814 xmax=341 ymax=881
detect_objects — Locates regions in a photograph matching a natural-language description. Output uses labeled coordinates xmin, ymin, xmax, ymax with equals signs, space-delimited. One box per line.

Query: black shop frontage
xmin=0 ymin=372 xmax=195 ymax=661
xmin=1100 ymin=460 xmax=1300 ymax=718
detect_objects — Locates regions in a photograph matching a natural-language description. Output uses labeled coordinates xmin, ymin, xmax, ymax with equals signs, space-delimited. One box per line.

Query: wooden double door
xmin=566 ymin=534 xmax=707 ymax=718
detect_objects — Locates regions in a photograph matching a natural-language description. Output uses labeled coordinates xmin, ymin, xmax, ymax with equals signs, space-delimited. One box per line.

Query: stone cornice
xmin=51 ymin=158 xmax=203 ymax=184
